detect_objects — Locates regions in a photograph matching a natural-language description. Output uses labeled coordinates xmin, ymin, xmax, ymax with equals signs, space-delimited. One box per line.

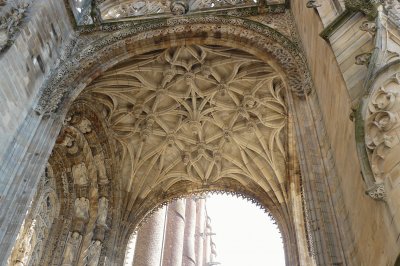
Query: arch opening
xmin=123 ymin=193 xmax=285 ymax=266
xmin=9 ymin=16 xmax=347 ymax=266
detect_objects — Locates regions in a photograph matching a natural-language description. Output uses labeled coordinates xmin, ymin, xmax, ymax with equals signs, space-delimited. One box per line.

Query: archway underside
xmin=80 ymin=44 xmax=289 ymax=222
xmin=41 ymin=43 xmax=299 ymax=265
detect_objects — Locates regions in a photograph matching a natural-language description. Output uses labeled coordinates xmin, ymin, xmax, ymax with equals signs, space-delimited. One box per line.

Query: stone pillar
xmin=203 ymin=216 xmax=212 ymax=265
xmin=182 ymin=198 xmax=197 ymax=266
xmin=133 ymin=207 xmax=166 ymax=266
xmin=162 ymin=199 xmax=186 ymax=266
xmin=194 ymin=197 xmax=206 ymax=266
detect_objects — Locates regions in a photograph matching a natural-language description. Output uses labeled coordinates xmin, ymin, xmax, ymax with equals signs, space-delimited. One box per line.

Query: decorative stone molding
xmin=0 ymin=0 xmax=32 ymax=52
xmin=346 ymin=0 xmax=400 ymax=21
xmin=364 ymin=72 xmax=400 ymax=200
xmin=9 ymin=169 xmax=60 ymax=265
xmin=97 ymin=0 xmax=274 ymax=21
xmin=366 ymin=182 xmax=386 ymax=200
xmin=34 ymin=16 xmax=312 ymax=114
xmin=345 ymin=0 xmax=377 ymax=17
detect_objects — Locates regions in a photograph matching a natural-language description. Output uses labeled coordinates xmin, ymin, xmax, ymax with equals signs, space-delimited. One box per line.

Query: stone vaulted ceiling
xmin=73 ymin=44 xmax=288 ymax=223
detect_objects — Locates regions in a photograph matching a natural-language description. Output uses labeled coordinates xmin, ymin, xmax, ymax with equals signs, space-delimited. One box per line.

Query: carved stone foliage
xmin=35 ymin=16 xmax=311 ymax=114
xmin=100 ymin=0 xmax=264 ymax=20
xmin=80 ymin=44 xmax=288 ymax=222
xmin=0 ymin=0 xmax=31 ymax=52
xmin=365 ymin=73 xmax=400 ymax=200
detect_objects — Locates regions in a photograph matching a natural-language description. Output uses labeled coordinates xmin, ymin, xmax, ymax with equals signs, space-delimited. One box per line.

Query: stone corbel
xmin=366 ymin=182 xmax=386 ymax=200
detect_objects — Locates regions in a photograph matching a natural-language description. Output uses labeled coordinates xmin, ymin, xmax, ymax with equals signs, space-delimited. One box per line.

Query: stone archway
xmin=4 ymin=15 xmax=350 ymax=266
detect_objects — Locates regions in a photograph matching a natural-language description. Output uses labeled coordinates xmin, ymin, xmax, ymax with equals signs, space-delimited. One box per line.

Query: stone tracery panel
xmin=365 ymin=73 xmax=400 ymax=199
xmin=9 ymin=167 xmax=60 ymax=266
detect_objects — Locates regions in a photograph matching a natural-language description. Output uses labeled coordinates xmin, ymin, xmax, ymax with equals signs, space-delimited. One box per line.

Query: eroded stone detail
xmin=355 ymin=52 xmax=372 ymax=65
xmin=365 ymin=73 xmax=400 ymax=199
xmin=366 ymin=182 xmax=386 ymax=200
xmin=62 ymin=232 xmax=82 ymax=265
xmin=9 ymin=168 xmax=60 ymax=265
xmin=360 ymin=21 xmax=377 ymax=35
xmin=0 ymin=0 xmax=31 ymax=52
xmin=100 ymin=0 xmax=261 ymax=20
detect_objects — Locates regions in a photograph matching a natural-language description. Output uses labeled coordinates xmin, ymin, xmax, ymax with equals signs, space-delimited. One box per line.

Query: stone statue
xmin=74 ymin=197 xmax=89 ymax=221
xmin=77 ymin=118 xmax=92 ymax=134
xmin=97 ymin=197 xmax=108 ymax=226
xmin=62 ymin=232 xmax=81 ymax=266
xmin=94 ymin=155 xmax=108 ymax=184
xmin=86 ymin=240 xmax=102 ymax=266
xmin=72 ymin=163 xmax=88 ymax=186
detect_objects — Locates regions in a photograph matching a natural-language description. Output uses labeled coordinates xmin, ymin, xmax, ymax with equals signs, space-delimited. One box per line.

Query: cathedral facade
xmin=1 ymin=0 xmax=400 ymax=265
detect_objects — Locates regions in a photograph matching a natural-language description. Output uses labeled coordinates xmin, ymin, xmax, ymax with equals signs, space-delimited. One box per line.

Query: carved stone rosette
xmin=365 ymin=73 xmax=400 ymax=201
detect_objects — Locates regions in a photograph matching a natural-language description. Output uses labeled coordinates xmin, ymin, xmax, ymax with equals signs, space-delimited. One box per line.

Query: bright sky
xmin=206 ymin=194 xmax=285 ymax=266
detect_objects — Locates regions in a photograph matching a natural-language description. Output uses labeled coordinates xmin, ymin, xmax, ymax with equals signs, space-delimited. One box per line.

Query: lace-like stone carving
xmin=100 ymin=0 xmax=260 ymax=20
xmin=365 ymin=73 xmax=400 ymax=200
xmin=0 ymin=0 xmax=31 ymax=52
xmin=35 ymin=16 xmax=311 ymax=114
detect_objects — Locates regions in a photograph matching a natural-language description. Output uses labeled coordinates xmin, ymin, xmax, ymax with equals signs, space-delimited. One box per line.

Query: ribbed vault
xmin=5 ymin=13 xmax=348 ymax=266
xmin=78 ymin=44 xmax=290 ymax=225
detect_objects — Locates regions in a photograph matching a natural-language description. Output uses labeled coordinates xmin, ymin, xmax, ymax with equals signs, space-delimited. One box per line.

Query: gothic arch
xmin=27 ymin=15 xmax=348 ymax=266
xmin=35 ymin=16 xmax=311 ymax=114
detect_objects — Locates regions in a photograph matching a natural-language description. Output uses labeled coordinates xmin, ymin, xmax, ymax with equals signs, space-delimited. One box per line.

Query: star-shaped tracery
xmin=83 ymin=45 xmax=288 ymax=209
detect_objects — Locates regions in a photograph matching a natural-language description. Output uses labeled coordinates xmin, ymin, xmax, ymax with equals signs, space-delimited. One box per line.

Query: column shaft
xmin=162 ymin=199 xmax=186 ymax=266
xmin=133 ymin=208 xmax=166 ymax=266
xmin=182 ymin=198 xmax=197 ymax=266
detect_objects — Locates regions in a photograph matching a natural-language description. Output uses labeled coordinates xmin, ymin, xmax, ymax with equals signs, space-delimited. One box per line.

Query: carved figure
xmin=170 ymin=1 xmax=187 ymax=15
xmin=62 ymin=232 xmax=81 ymax=266
xmin=77 ymin=118 xmax=92 ymax=134
xmin=94 ymin=155 xmax=108 ymax=184
xmin=97 ymin=197 xmax=108 ymax=226
xmin=86 ymin=240 xmax=102 ymax=266
xmin=74 ymin=197 xmax=89 ymax=221
xmin=72 ymin=163 xmax=88 ymax=186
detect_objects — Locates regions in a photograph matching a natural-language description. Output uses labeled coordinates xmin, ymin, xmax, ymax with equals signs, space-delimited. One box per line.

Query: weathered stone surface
xmin=2 ymin=0 xmax=400 ymax=265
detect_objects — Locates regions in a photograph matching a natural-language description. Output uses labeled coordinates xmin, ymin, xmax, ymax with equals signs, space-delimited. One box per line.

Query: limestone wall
xmin=0 ymin=0 xmax=73 ymax=162
xmin=291 ymin=1 xmax=399 ymax=264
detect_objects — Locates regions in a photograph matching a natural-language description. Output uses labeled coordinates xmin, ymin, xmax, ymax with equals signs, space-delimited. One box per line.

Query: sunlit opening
xmin=124 ymin=194 xmax=285 ymax=266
